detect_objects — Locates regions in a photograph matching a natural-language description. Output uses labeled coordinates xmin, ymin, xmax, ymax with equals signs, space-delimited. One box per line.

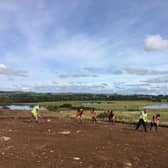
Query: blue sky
xmin=0 ymin=0 xmax=168 ymax=94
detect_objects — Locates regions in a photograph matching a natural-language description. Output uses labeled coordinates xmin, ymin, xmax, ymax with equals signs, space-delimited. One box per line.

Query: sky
xmin=0 ymin=0 xmax=168 ymax=94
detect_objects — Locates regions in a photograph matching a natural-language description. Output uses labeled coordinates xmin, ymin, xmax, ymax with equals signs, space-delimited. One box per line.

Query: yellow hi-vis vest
xmin=31 ymin=105 xmax=39 ymax=116
xmin=139 ymin=111 xmax=147 ymax=122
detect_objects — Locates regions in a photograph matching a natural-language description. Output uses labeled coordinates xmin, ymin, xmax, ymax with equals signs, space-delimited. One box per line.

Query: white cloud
xmin=28 ymin=33 xmax=110 ymax=68
xmin=0 ymin=64 xmax=28 ymax=77
xmin=144 ymin=35 xmax=168 ymax=51
xmin=0 ymin=64 xmax=7 ymax=69
xmin=10 ymin=81 xmax=109 ymax=93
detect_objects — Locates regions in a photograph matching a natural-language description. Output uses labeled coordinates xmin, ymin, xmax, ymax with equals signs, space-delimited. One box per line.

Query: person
xmin=108 ymin=110 xmax=115 ymax=124
xmin=31 ymin=105 xmax=41 ymax=123
xmin=111 ymin=111 xmax=115 ymax=124
xmin=107 ymin=110 xmax=111 ymax=122
xmin=150 ymin=114 xmax=160 ymax=132
xmin=91 ymin=108 xmax=97 ymax=124
xmin=135 ymin=109 xmax=148 ymax=132
xmin=76 ymin=107 xmax=84 ymax=123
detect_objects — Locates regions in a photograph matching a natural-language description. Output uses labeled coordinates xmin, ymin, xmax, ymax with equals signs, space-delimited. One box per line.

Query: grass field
xmin=10 ymin=100 xmax=168 ymax=125
xmin=32 ymin=100 xmax=168 ymax=126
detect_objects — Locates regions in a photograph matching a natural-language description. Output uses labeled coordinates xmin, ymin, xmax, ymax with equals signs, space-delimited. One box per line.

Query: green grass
xmin=18 ymin=100 xmax=168 ymax=125
xmin=34 ymin=100 xmax=166 ymax=110
xmin=59 ymin=110 xmax=168 ymax=125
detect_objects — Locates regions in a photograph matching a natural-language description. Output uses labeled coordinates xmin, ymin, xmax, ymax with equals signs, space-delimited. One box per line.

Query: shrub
xmin=2 ymin=105 xmax=10 ymax=110
xmin=46 ymin=105 xmax=58 ymax=111
xmin=97 ymin=112 xmax=108 ymax=119
xmin=59 ymin=104 xmax=72 ymax=108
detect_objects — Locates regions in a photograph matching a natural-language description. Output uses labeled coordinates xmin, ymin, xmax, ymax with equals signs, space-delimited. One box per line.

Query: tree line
xmin=0 ymin=91 xmax=168 ymax=104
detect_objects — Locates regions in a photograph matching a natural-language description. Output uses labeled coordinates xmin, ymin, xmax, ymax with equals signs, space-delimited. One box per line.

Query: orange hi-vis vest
xmin=151 ymin=116 xmax=159 ymax=123
xmin=91 ymin=111 xmax=96 ymax=118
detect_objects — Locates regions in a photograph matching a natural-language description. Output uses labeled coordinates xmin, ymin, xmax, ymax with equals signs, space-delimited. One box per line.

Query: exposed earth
xmin=0 ymin=110 xmax=168 ymax=168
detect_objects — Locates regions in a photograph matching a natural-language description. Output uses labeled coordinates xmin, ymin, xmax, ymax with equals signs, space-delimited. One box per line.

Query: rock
xmin=50 ymin=150 xmax=54 ymax=153
xmin=73 ymin=157 xmax=80 ymax=160
xmin=0 ymin=136 xmax=11 ymax=141
xmin=42 ymin=152 xmax=46 ymax=155
xmin=58 ymin=131 xmax=71 ymax=135
xmin=124 ymin=162 xmax=132 ymax=168
xmin=47 ymin=119 xmax=51 ymax=122
xmin=1 ymin=152 xmax=5 ymax=155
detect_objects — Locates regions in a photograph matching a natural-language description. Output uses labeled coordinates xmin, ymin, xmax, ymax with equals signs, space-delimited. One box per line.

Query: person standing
xmin=76 ymin=107 xmax=84 ymax=123
xmin=135 ymin=109 xmax=148 ymax=132
xmin=107 ymin=110 xmax=111 ymax=122
xmin=91 ymin=108 xmax=97 ymax=124
xmin=108 ymin=110 xmax=115 ymax=124
xmin=150 ymin=114 xmax=160 ymax=132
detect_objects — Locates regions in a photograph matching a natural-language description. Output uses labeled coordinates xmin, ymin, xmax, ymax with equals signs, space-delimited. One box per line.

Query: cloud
xmin=82 ymin=67 xmax=103 ymax=73
xmin=0 ymin=64 xmax=28 ymax=77
xmin=108 ymin=69 xmax=123 ymax=75
xmin=144 ymin=35 xmax=168 ymax=51
xmin=4 ymin=81 xmax=108 ymax=92
xmin=113 ymin=82 xmax=168 ymax=95
xmin=109 ymin=67 xmax=168 ymax=76
xmin=29 ymin=34 xmax=110 ymax=68
xmin=0 ymin=1 xmax=168 ymax=95
xmin=58 ymin=73 xmax=98 ymax=78
xmin=124 ymin=67 xmax=168 ymax=75
xmin=143 ymin=76 xmax=168 ymax=84
xmin=20 ymin=82 xmax=110 ymax=93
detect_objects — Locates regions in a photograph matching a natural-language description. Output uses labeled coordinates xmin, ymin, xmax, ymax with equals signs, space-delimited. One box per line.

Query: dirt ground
xmin=0 ymin=110 xmax=168 ymax=168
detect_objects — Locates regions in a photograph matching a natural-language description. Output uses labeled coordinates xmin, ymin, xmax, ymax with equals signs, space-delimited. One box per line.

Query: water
xmin=144 ymin=104 xmax=168 ymax=109
xmin=7 ymin=105 xmax=32 ymax=110
xmin=0 ymin=105 xmax=46 ymax=110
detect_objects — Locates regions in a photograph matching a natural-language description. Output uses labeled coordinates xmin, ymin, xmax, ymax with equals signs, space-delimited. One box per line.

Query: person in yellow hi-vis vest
xmin=135 ymin=109 xmax=148 ymax=132
xmin=31 ymin=105 xmax=40 ymax=122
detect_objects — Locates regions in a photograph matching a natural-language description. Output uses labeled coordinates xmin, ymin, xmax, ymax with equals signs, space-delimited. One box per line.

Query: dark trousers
xmin=136 ymin=119 xmax=147 ymax=132
xmin=108 ymin=116 xmax=111 ymax=122
xmin=92 ymin=117 xmax=97 ymax=123
xmin=150 ymin=122 xmax=158 ymax=132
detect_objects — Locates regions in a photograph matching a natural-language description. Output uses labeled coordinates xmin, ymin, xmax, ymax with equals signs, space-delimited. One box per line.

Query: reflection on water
xmin=1 ymin=104 xmax=168 ymax=110
xmin=0 ymin=105 xmax=46 ymax=110
xmin=144 ymin=104 xmax=168 ymax=109
xmin=8 ymin=105 xmax=32 ymax=110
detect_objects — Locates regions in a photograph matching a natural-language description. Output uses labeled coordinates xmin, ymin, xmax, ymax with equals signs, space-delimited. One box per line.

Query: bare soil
xmin=0 ymin=110 xmax=167 ymax=168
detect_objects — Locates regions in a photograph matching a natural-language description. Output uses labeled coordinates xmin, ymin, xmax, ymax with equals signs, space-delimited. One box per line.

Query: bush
xmin=59 ymin=104 xmax=72 ymax=108
xmin=46 ymin=105 xmax=58 ymax=111
xmin=2 ymin=105 xmax=10 ymax=110
xmin=97 ymin=112 xmax=108 ymax=119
